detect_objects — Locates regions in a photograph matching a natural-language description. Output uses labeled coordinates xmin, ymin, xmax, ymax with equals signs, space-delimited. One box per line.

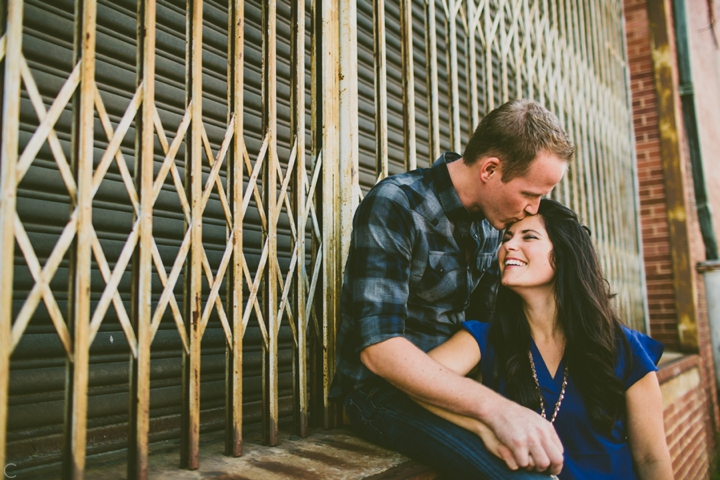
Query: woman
xmin=415 ymin=198 xmax=673 ymax=479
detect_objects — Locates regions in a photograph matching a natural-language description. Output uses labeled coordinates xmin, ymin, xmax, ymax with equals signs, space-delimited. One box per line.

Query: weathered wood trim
xmin=646 ymin=0 xmax=698 ymax=350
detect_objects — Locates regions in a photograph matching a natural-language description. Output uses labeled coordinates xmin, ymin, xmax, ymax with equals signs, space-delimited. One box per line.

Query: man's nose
xmin=524 ymin=198 xmax=541 ymax=215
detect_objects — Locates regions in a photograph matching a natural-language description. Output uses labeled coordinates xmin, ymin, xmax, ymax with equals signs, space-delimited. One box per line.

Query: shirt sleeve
xmin=347 ymin=182 xmax=416 ymax=352
xmin=461 ymin=320 xmax=491 ymax=357
xmin=620 ymin=326 xmax=665 ymax=389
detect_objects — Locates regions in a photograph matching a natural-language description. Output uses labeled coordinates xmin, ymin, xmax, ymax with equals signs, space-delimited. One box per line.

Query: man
xmin=330 ymin=99 xmax=575 ymax=479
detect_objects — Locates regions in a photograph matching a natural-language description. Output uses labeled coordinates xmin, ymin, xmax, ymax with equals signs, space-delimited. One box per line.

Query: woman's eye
xmin=523 ymin=235 xmax=537 ymax=240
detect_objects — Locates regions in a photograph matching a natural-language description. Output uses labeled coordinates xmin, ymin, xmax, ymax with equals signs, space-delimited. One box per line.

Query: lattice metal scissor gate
xmin=0 ymin=0 xmax=643 ymax=478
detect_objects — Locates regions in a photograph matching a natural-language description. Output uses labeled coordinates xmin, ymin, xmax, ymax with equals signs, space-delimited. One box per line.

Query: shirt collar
xmin=431 ymin=152 xmax=485 ymax=223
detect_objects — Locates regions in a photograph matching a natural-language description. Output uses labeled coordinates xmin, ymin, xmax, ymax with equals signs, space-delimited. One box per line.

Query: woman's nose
xmin=503 ymin=238 xmax=518 ymax=250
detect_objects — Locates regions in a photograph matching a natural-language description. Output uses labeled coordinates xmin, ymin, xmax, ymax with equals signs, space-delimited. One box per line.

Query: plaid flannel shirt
xmin=330 ymin=152 xmax=502 ymax=400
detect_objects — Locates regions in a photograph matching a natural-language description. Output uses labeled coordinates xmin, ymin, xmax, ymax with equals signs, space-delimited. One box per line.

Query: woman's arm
xmin=426 ymin=329 xmax=482 ymax=375
xmin=626 ymin=371 xmax=673 ymax=480
xmin=409 ymin=329 xmax=521 ymax=470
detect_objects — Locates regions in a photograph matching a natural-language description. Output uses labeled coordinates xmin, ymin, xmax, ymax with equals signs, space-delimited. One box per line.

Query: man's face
xmin=482 ymin=151 xmax=567 ymax=230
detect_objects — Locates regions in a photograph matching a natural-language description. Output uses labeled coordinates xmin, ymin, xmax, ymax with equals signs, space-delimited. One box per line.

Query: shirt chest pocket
xmin=472 ymin=253 xmax=493 ymax=283
xmin=414 ymin=251 xmax=464 ymax=303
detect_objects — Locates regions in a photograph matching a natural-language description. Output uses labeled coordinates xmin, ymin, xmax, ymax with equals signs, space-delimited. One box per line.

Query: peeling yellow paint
xmin=667 ymin=205 xmax=687 ymax=222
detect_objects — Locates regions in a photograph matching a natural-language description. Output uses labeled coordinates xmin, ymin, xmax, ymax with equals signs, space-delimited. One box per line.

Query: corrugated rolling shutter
xmin=7 ymin=0 xmax=311 ymax=475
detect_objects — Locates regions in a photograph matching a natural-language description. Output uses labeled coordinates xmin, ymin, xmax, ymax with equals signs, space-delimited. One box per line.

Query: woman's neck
xmin=518 ymin=286 xmax=563 ymax=346
xmin=518 ymin=287 xmax=565 ymax=376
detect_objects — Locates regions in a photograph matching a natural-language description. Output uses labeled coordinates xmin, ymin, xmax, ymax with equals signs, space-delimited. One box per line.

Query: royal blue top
xmin=462 ymin=321 xmax=664 ymax=480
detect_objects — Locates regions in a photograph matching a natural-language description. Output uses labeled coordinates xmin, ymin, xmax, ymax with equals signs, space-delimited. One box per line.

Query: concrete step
xmin=84 ymin=427 xmax=439 ymax=479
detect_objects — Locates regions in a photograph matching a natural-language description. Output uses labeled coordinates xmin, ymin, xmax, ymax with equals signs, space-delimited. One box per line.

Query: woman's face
xmin=498 ymin=214 xmax=556 ymax=291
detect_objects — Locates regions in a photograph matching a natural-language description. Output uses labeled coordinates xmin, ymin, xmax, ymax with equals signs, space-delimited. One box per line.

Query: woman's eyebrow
xmin=520 ymin=229 xmax=542 ymax=235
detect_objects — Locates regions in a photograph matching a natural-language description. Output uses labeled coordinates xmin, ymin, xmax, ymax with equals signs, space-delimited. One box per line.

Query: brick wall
xmin=623 ymin=0 xmax=720 ymax=477
xmin=624 ymin=0 xmax=679 ymax=350
xmin=659 ymin=357 xmax=714 ymax=479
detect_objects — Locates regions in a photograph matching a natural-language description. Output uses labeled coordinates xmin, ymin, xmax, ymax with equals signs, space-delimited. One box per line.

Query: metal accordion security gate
xmin=0 ymin=0 xmax=643 ymax=478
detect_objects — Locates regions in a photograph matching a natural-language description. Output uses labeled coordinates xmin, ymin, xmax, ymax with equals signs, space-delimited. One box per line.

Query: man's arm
xmin=361 ymin=336 xmax=564 ymax=474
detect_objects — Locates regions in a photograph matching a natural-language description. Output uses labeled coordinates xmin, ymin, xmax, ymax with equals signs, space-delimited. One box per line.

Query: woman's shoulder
xmin=461 ymin=320 xmax=491 ymax=353
xmin=616 ymin=325 xmax=665 ymax=389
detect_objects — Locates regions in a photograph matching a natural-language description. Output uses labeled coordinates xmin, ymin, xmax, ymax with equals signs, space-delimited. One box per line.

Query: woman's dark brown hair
xmin=488 ymin=198 xmax=629 ymax=430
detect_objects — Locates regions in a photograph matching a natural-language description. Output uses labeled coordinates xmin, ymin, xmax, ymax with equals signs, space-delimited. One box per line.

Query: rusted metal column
xmin=447 ymin=0 xmax=461 ymax=153
xmin=261 ymin=0 xmax=279 ymax=447
xmin=321 ymin=0 xmax=339 ymax=429
xmin=466 ymin=1 xmax=480 ymax=130
xmin=424 ymin=0 xmax=440 ymax=163
xmin=128 ymin=1 xmax=155 ymax=478
xmin=63 ymin=0 xmax=96 ymax=477
xmin=339 ymin=0 xmax=358 ymax=262
xmin=181 ymin=0 xmax=203 ymax=469
xmin=400 ymin=0 xmax=416 ymax=171
xmin=0 ymin=0 xmax=22 ymax=471
xmin=291 ymin=0 xmax=308 ymax=438
xmin=225 ymin=0 xmax=244 ymax=458
xmin=373 ymin=0 xmax=388 ymax=180
xmin=646 ymin=0 xmax=698 ymax=350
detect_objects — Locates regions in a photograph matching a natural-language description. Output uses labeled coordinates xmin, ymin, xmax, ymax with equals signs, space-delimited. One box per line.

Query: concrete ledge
xmin=657 ymin=353 xmax=699 ymax=384
xmin=83 ymin=428 xmax=437 ymax=480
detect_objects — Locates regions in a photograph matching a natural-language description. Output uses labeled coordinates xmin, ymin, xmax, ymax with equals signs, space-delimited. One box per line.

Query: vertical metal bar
xmin=447 ymin=1 xmax=460 ymax=153
xmin=424 ymin=0 xmax=440 ymax=164
xmin=466 ymin=1 xmax=479 ymax=130
xmin=63 ymin=0 xmax=96 ymax=477
xmin=181 ymin=0 xmax=203 ymax=468
xmin=374 ymin=0 xmax=388 ymax=179
xmin=339 ymin=0 xmax=358 ymax=263
xmin=262 ymin=0 xmax=279 ymax=447
xmin=484 ymin=1 xmax=494 ymax=110
xmin=524 ymin=0 xmax=533 ymax=101
xmin=0 ymin=0 xmax=22 ymax=471
xmin=400 ymin=0 xmax=416 ymax=171
xmin=321 ymin=0 xmax=339 ymax=428
xmin=225 ymin=0 xmax=244 ymax=457
xmin=291 ymin=0 xmax=307 ymax=438
xmin=128 ymin=1 xmax=155 ymax=478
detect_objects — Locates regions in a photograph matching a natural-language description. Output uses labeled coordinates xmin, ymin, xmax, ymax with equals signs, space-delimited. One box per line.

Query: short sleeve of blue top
xmin=462 ymin=321 xmax=664 ymax=480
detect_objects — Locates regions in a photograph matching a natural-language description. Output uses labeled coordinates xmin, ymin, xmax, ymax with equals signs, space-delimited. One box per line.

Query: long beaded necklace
xmin=528 ymin=350 xmax=568 ymax=424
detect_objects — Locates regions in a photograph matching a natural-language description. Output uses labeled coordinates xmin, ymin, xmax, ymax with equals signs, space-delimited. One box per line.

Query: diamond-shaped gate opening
xmin=150 ymin=105 xmax=191 ymax=358
xmin=87 ymin=85 xmax=143 ymax=359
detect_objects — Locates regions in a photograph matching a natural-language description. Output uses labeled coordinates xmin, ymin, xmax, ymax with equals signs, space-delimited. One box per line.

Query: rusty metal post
xmin=400 ymin=0 xmax=416 ymax=171
xmin=373 ymin=0 xmax=388 ymax=180
xmin=261 ymin=0 xmax=279 ymax=447
xmin=181 ymin=0 xmax=203 ymax=469
xmin=339 ymin=0 xmax=359 ymax=267
xmin=646 ymin=0 xmax=699 ymax=350
xmin=291 ymin=0 xmax=308 ymax=438
xmin=63 ymin=0 xmax=96 ymax=477
xmin=225 ymin=0 xmax=244 ymax=458
xmin=321 ymin=0 xmax=340 ymax=429
xmin=0 ymin=0 xmax=22 ymax=471
xmin=447 ymin=0 xmax=461 ymax=153
xmin=128 ymin=0 xmax=155 ymax=478
xmin=424 ymin=0 xmax=440 ymax=163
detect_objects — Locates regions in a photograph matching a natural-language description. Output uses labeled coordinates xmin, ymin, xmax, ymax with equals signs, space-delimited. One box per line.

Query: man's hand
xmin=361 ymin=337 xmax=563 ymax=474
xmin=483 ymin=397 xmax=564 ymax=475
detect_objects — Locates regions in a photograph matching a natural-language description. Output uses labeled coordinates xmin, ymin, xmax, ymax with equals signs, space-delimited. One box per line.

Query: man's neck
xmin=447 ymin=158 xmax=482 ymax=215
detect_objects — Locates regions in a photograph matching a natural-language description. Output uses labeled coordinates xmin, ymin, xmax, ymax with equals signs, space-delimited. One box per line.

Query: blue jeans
xmin=344 ymin=381 xmax=554 ymax=480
